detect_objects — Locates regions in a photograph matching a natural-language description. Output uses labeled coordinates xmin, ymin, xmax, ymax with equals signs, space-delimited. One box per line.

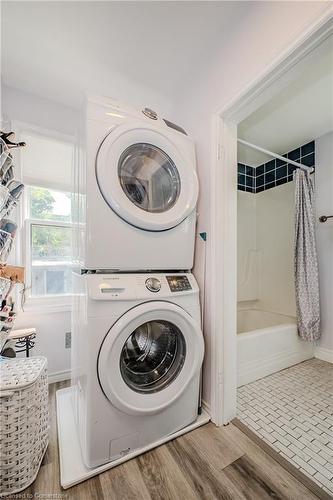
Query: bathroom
xmin=236 ymin=32 xmax=333 ymax=494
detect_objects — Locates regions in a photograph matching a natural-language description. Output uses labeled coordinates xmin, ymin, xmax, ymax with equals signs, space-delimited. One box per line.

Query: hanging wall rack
xmin=0 ymin=129 xmax=26 ymax=356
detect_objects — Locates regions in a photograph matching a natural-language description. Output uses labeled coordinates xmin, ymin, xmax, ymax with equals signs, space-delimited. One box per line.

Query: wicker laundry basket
xmin=0 ymin=356 xmax=49 ymax=496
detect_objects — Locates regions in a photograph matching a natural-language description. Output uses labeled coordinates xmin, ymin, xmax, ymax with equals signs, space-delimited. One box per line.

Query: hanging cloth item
xmin=294 ymin=169 xmax=320 ymax=342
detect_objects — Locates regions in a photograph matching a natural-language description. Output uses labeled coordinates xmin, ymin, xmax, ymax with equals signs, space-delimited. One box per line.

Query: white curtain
xmin=294 ymin=169 xmax=320 ymax=342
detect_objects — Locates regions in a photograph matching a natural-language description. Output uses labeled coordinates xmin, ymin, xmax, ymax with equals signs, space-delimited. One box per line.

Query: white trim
xmin=23 ymin=219 xmax=73 ymax=309
xmin=26 ymin=219 xmax=72 ymax=229
xmin=208 ymin=113 xmax=222 ymax=425
xmin=22 ymin=301 xmax=72 ymax=315
xmin=48 ymin=369 xmax=71 ymax=384
xmin=220 ymin=7 xmax=333 ymax=123
xmin=209 ymin=116 xmax=238 ymax=426
xmin=211 ymin=10 xmax=333 ymax=426
xmin=315 ymin=347 xmax=333 ymax=364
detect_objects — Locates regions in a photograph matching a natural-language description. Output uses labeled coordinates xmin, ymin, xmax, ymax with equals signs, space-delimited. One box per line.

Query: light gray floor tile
xmin=237 ymin=359 xmax=333 ymax=495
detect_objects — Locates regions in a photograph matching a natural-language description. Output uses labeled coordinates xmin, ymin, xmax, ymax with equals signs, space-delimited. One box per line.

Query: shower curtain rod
xmin=238 ymin=138 xmax=314 ymax=173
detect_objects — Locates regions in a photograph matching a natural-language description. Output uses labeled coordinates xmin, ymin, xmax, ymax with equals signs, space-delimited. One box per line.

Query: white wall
xmin=256 ymin=182 xmax=296 ymax=316
xmin=2 ymin=86 xmax=79 ymax=137
xmin=237 ymin=182 xmax=296 ymax=317
xmin=14 ymin=311 xmax=71 ymax=379
xmin=237 ymin=192 xmax=257 ymax=302
xmin=173 ymin=1 xmax=330 ymax=406
xmin=315 ymin=132 xmax=333 ymax=354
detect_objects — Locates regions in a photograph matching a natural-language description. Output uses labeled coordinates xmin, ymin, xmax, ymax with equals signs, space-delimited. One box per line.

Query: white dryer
xmin=71 ymin=272 xmax=204 ymax=468
xmin=74 ymin=96 xmax=199 ymax=271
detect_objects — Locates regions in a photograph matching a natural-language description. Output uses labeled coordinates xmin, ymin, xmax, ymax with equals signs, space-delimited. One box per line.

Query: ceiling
xmin=1 ymin=1 xmax=253 ymax=111
xmin=2 ymin=1 xmax=331 ymax=155
xmin=238 ymin=35 xmax=333 ymax=166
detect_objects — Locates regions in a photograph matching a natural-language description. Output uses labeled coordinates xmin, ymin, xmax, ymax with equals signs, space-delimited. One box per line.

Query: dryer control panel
xmin=166 ymin=275 xmax=192 ymax=292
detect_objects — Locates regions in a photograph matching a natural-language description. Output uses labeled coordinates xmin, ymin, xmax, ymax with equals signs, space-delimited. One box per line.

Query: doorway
xmin=210 ymin=12 xmax=333 ymax=426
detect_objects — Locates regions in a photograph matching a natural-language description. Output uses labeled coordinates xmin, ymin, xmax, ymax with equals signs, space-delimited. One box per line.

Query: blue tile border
xmin=237 ymin=140 xmax=315 ymax=193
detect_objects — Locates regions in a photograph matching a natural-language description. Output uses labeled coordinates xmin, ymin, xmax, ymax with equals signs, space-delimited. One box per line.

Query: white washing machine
xmin=74 ymin=96 xmax=199 ymax=271
xmin=71 ymin=272 xmax=204 ymax=468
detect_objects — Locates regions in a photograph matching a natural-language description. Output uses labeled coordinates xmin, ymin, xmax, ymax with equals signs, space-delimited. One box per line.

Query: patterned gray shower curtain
xmin=294 ymin=169 xmax=320 ymax=342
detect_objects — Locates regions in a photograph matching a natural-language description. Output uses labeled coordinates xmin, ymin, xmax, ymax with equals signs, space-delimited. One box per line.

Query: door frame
xmin=210 ymin=8 xmax=333 ymax=426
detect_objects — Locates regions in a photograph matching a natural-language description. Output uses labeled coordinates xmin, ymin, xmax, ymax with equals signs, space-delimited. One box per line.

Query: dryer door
xmin=95 ymin=122 xmax=198 ymax=231
xmin=98 ymin=301 xmax=204 ymax=416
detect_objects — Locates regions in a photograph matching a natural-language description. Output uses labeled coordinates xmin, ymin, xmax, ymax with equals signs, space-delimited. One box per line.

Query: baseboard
xmin=315 ymin=347 xmax=333 ymax=363
xmin=48 ymin=369 xmax=71 ymax=384
xmin=238 ymin=349 xmax=313 ymax=387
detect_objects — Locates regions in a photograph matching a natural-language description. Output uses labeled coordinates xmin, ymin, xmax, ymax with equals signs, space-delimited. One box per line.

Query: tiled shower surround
xmin=238 ymin=140 xmax=315 ymax=193
xmin=237 ymin=359 xmax=333 ymax=496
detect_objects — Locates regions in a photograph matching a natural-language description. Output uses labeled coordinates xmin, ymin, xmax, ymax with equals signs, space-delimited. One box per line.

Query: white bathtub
xmin=237 ymin=309 xmax=295 ymax=334
xmin=237 ymin=308 xmax=314 ymax=387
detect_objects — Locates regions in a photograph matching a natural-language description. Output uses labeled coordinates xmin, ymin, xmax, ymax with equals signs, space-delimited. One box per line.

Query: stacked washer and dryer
xmin=71 ymin=96 xmax=204 ymax=468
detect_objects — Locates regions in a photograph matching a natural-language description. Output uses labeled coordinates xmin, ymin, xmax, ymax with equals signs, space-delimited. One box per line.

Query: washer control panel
xmin=145 ymin=277 xmax=161 ymax=293
xmin=88 ymin=273 xmax=197 ymax=300
xmin=166 ymin=275 xmax=192 ymax=292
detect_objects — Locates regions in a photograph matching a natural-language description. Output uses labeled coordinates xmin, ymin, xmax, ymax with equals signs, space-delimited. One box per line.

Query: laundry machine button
xmin=145 ymin=277 xmax=161 ymax=292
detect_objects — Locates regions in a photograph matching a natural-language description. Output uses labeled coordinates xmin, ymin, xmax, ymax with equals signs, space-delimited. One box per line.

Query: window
xmin=18 ymin=127 xmax=75 ymax=305
xmin=27 ymin=186 xmax=72 ymax=297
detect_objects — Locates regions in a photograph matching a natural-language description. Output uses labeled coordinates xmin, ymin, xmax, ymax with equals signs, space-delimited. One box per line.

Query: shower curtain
xmin=294 ymin=169 xmax=320 ymax=342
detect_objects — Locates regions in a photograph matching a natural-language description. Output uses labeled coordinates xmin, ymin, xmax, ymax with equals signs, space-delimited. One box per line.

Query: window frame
xmin=24 ymin=216 xmax=73 ymax=311
xmin=12 ymin=120 xmax=76 ymax=313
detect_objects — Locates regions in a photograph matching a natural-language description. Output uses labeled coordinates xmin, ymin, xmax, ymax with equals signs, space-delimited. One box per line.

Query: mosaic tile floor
xmin=237 ymin=358 xmax=333 ymax=495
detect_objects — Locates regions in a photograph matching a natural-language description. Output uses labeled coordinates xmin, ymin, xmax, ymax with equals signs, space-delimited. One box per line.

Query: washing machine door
xmin=95 ymin=122 xmax=198 ymax=231
xmin=98 ymin=301 xmax=204 ymax=416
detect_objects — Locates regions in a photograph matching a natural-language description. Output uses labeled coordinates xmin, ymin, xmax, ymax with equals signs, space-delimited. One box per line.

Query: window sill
xmin=21 ymin=296 xmax=73 ymax=315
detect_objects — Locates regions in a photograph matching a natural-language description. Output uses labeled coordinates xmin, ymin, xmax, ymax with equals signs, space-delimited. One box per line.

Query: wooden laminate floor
xmin=15 ymin=381 xmax=327 ymax=500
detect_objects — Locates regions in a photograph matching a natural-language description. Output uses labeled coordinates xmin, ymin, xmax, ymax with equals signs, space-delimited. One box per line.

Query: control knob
xmin=145 ymin=277 xmax=161 ymax=292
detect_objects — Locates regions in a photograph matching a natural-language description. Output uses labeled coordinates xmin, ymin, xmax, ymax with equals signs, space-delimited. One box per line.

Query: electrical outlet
xmin=65 ymin=331 xmax=71 ymax=349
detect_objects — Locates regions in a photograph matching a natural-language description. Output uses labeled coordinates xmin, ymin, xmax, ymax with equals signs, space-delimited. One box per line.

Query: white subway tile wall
xmin=237 ymin=359 xmax=333 ymax=495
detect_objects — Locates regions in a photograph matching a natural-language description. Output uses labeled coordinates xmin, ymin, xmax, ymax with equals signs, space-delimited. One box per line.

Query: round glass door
xmin=120 ymin=320 xmax=186 ymax=394
xmin=118 ymin=143 xmax=181 ymax=213
xmin=98 ymin=301 xmax=204 ymax=415
xmin=96 ymin=124 xmax=199 ymax=231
